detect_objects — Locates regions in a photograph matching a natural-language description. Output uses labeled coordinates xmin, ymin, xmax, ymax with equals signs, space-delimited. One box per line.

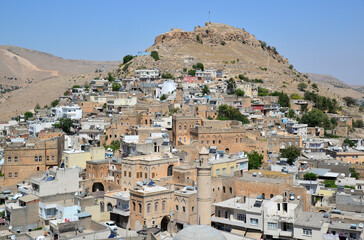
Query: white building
xmin=135 ymin=68 xmax=160 ymax=79
xmin=51 ymin=105 xmax=82 ymax=120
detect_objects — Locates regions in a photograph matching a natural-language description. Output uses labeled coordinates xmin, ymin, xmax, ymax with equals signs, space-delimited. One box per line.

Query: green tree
xmin=195 ymin=63 xmax=204 ymax=71
xmin=217 ymin=104 xmax=249 ymax=124
xmin=354 ymin=120 xmax=364 ymax=128
xmin=183 ymin=68 xmax=187 ymax=73
xmin=51 ymin=100 xmax=59 ymax=107
xmin=343 ymin=138 xmax=355 ymax=147
xmin=226 ymin=78 xmax=236 ymax=94
xmin=235 ymin=89 xmax=245 ymax=97
xmin=107 ymin=72 xmax=115 ymax=82
xmin=238 ymin=74 xmax=249 ymax=81
xmin=112 ymin=83 xmax=121 ymax=91
xmin=304 ymin=173 xmax=318 ymax=181
xmin=343 ymin=96 xmax=357 ymax=107
xmin=162 ymin=73 xmax=174 ymax=79
xmin=53 ymin=118 xmax=73 ymax=134
xmin=151 ymin=51 xmax=159 ymax=61
xmin=248 ymin=151 xmax=264 ymax=170
xmin=301 ymin=108 xmax=330 ymax=128
xmin=196 ymin=34 xmax=203 ymax=44
xmin=323 ymin=180 xmax=337 ymax=188
xmin=288 ymin=109 xmax=295 ymax=118
xmin=123 ymin=55 xmax=133 ymax=64
xmin=24 ymin=112 xmax=33 ymax=120
xmin=169 ymin=107 xmax=180 ymax=116
xmin=289 ymin=64 xmax=294 ymax=70
xmin=280 ymin=146 xmax=301 ymax=165
xmin=188 ymin=69 xmax=196 ymax=76
xmin=104 ymin=140 xmax=120 ymax=152
xmin=350 ymin=168 xmax=360 ymax=179
xmin=312 ymin=83 xmax=318 ymax=89
xmin=160 ymin=94 xmax=167 ymax=101
xmin=297 ymin=83 xmax=308 ymax=91
xmin=272 ymin=91 xmax=290 ymax=108
xmin=35 ymin=103 xmax=41 ymax=110
xmin=202 ymin=85 xmax=210 ymax=95
xmin=258 ymin=87 xmax=269 ymax=96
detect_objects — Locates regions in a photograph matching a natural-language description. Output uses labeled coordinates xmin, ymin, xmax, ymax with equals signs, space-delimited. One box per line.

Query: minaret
xmin=197 ymin=147 xmax=212 ymax=225
xmin=176 ymin=80 xmax=183 ymax=104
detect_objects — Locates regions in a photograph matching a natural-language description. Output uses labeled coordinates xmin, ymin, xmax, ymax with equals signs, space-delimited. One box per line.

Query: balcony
xmin=112 ymin=207 xmax=130 ymax=216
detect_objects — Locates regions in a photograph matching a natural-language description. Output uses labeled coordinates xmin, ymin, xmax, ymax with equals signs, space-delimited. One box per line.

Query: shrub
xmin=324 ymin=180 xmax=337 ymax=188
xmin=51 ymin=100 xmax=59 ymax=107
xmin=195 ymin=63 xmax=204 ymax=71
xmin=151 ymin=51 xmax=159 ymax=61
xmin=289 ymin=64 xmax=294 ymax=70
xmin=235 ymin=89 xmax=245 ymax=97
xmin=220 ymin=40 xmax=226 ymax=46
xmin=290 ymin=93 xmax=302 ymax=99
xmin=112 ymin=83 xmax=121 ymax=91
xmin=107 ymin=72 xmax=115 ymax=82
xmin=259 ymin=40 xmax=267 ymax=49
xmin=258 ymin=87 xmax=269 ymax=96
xmin=297 ymin=83 xmax=308 ymax=91
xmin=53 ymin=118 xmax=73 ymax=134
xmin=160 ymin=94 xmax=167 ymax=101
xmin=343 ymin=138 xmax=355 ymax=147
xmin=196 ymin=34 xmax=203 ymax=44
xmin=183 ymin=68 xmax=187 ymax=73
xmin=24 ymin=112 xmax=33 ymax=120
xmin=312 ymin=83 xmax=318 ymax=89
xmin=226 ymin=78 xmax=236 ymax=94
xmin=238 ymin=74 xmax=249 ymax=81
xmin=161 ymin=73 xmax=174 ymax=79
xmin=304 ymin=173 xmax=318 ymax=181
xmin=123 ymin=55 xmax=133 ymax=64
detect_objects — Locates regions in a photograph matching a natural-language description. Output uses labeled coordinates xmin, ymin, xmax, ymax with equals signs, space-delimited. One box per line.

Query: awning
xmin=245 ymin=231 xmax=262 ymax=240
xmin=230 ymin=229 xmax=246 ymax=236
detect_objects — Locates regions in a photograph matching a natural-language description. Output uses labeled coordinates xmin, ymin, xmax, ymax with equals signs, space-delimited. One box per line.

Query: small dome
xmin=174 ymin=225 xmax=227 ymax=240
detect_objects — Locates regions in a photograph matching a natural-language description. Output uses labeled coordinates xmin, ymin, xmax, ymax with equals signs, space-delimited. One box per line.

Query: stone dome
xmin=174 ymin=225 xmax=227 ymax=240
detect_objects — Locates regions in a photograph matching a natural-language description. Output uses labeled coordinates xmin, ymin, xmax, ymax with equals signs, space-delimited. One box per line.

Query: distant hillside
xmin=0 ymin=45 xmax=120 ymax=121
xmin=307 ymin=73 xmax=364 ymax=99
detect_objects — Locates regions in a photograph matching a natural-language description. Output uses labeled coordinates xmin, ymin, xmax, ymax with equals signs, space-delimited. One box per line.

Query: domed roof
xmin=174 ymin=225 xmax=227 ymax=240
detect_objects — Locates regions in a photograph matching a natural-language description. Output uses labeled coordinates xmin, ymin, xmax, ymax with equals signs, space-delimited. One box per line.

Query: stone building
xmin=1 ymin=133 xmax=65 ymax=187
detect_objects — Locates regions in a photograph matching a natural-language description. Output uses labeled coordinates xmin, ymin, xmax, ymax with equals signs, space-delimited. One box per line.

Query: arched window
xmin=34 ymin=156 xmax=38 ymax=162
xmin=155 ymin=202 xmax=158 ymax=212
xmin=39 ymin=156 xmax=42 ymax=162
xmin=7 ymin=157 xmax=11 ymax=163
xmin=133 ymin=202 xmax=136 ymax=212
xmin=14 ymin=157 xmax=18 ymax=162
xmin=145 ymin=119 xmax=148 ymax=124
xmin=139 ymin=203 xmax=142 ymax=213
xmin=107 ymin=203 xmax=113 ymax=212
xmin=147 ymin=203 xmax=151 ymax=213
xmin=162 ymin=201 xmax=166 ymax=211
xmin=262 ymin=193 xmax=265 ymax=199
xmin=270 ymin=194 xmax=274 ymax=199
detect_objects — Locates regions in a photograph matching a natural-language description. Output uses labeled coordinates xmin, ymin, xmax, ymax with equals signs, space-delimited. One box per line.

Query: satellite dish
xmin=75 ymin=192 xmax=79 ymax=196
xmin=8 ymin=225 xmax=12 ymax=230
xmin=11 ymin=235 xmax=15 ymax=240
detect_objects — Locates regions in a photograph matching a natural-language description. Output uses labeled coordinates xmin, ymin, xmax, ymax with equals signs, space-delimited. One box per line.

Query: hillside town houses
xmin=0 ymin=66 xmax=364 ymax=240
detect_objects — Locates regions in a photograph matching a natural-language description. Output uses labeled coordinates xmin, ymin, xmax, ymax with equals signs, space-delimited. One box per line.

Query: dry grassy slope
xmin=307 ymin=73 xmax=364 ymax=99
xmin=0 ymin=45 xmax=120 ymax=121
xmin=121 ymin=23 xmax=332 ymax=97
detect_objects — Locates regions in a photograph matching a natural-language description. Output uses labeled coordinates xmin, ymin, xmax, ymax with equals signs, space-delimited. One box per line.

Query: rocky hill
xmin=0 ymin=45 xmax=119 ymax=121
xmin=118 ymin=22 xmax=337 ymax=97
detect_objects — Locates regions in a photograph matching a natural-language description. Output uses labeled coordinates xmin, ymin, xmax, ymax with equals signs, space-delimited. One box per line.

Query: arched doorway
xmin=167 ymin=165 xmax=173 ymax=176
xmin=92 ymin=182 xmax=104 ymax=192
xmin=160 ymin=216 xmax=170 ymax=232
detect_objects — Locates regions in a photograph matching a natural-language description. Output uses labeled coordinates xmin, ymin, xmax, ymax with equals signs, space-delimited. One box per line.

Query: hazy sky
xmin=1 ymin=0 xmax=363 ymax=85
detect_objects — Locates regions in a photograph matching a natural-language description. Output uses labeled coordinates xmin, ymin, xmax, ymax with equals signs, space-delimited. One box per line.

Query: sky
xmin=1 ymin=0 xmax=364 ymax=85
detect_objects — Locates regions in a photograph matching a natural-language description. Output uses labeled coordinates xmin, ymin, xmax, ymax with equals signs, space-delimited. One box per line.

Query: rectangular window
xmin=268 ymin=222 xmax=278 ymax=230
xmin=250 ymin=218 xmax=258 ymax=225
xmin=277 ymin=203 xmax=281 ymax=211
xmin=237 ymin=214 xmax=246 ymax=223
xmin=8 ymin=172 xmax=12 ymax=178
xmin=124 ymin=171 xmax=126 ymax=177
xmin=14 ymin=172 xmax=18 ymax=177
xmin=230 ymin=166 xmax=234 ymax=173
xmin=145 ymin=173 xmax=147 ymax=178
xmin=303 ymin=228 xmax=312 ymax=236
xmin=52 ymin=156 xmax=55 ymax=161
xmin=47 ymin=156 xmax=49 ymax=161
xmin=8 ymin=157 xmax=11 ymax=163
xmin=222 ymin=168 xmax=226 ymax=174
xmin=183 ymin=206 xmax=185 ymax=212
xmin=216 ymin=169 xmax=220 ymax=175
xmin=176 ymin=205 xmax=179 ymax=211
xmin=129 ymin=172 xmax=131 ymax=177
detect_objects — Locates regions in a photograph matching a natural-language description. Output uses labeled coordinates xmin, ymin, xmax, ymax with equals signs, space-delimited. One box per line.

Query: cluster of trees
xmin=104 ymin=140 xmax=120 ymax=152
xmin=303 ymin=173 xmax=318 ymax=181
xmin=238 ymin=74 xmax=263 ymax=83
xmin=123 ymin=55 xmax=134 ymax=64
xmin=301 ymin=108 xmax=330 ymax=128
xmin=53 ymin=118 xmax=73 ymax=134
xmin=271 ymin=91 xmax=290 ymax=108
xmin=258 ymin=87 xmax=269 ymax=96
xmin=343 ymin=97 xmax=357 ymax=107
xmin=112 ymin=83 xmax=121 ymax=91
xmin=217 ymin=104 xmax=249 ymax=124
xmin=304 ymin=91 xmax=339 ymax=113
xmin=297 ymin=83 xmax=308 ymax=91
xmin=353 ymin=120 xmax=364 ymax=129
xmin=227 ymin=78 xmax=237 ymax=94
xmin=193 ymin=63 xmax=204 ymax=71
xmin=107 ymin=72 xmax=115 ymax=82
xmin=258 ymin=40 xmax=278 ymax=55
xmin=160 ymin=94 xmax=167 ymax=101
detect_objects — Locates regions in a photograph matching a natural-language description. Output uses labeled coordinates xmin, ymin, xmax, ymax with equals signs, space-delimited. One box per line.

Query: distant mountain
xmin=306 ymin=73 xmax=364 ymax=99
xmin=0 ymin=45 xmax=120 ymax=121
